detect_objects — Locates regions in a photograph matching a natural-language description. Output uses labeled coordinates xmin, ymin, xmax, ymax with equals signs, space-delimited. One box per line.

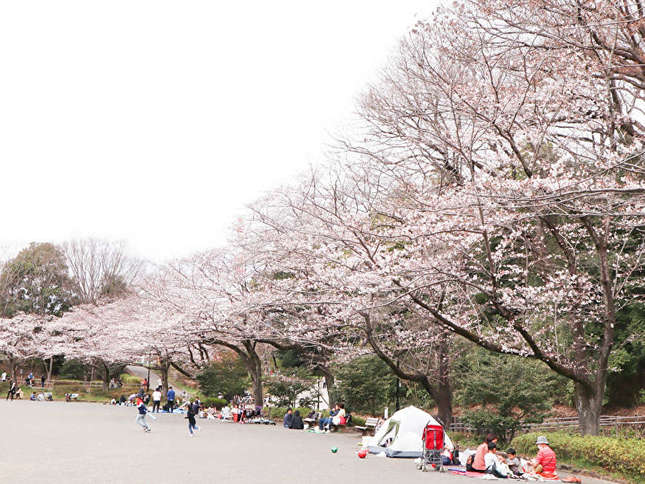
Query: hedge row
xmin=510 ymin=432 xmax=645 ymax=482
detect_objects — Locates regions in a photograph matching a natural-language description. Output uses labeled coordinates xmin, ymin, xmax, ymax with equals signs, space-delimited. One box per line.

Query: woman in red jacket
xmin=532 ymin=436 xmax=557 ymax=478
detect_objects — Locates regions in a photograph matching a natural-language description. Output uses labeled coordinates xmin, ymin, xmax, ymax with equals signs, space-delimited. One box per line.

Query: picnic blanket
xmin=447 ymin=468 xmax=565 ymax=481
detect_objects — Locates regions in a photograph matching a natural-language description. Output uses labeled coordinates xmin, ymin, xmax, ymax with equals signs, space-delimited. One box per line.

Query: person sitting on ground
xmin=531 ymin=436 xmax=557 ymax=478
xmin=221 ymin=405 xmax=232 ymax=420
xmin=290 ymin=410 xmax=304 ymax=429
xmin=283 ymin=408 xmax=294 ymax=428
xmin=14 ymin=388 xmax=23 ymax=399
xmin=467 ymin=433 xmax=497 ymax=472
xmin=484 ymin=442 xmax=509 ymax=478
xmin=506 ymin=448 xmax=522 ymax=476
xmin=30 ymin=392 xmax=36 ymax=401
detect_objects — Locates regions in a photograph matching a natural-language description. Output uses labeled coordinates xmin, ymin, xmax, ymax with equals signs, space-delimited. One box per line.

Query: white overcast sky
xmin=0 ymin=1 xmax=438 ymax=261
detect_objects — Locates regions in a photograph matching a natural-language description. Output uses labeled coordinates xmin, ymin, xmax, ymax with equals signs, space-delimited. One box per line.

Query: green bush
xmin=120 ymin=373 xmax=140 ymax=384
xmin=267 ymin=407 xmax=288 ymax=419
xmin=351 ymin=415 xmax=366 ymax=427
xmin=266 ymin=406 xmax=312 ymax=420
xmin=196 ymin=356 xmax=248 ymax=400
xmin=511 ymin=432 xmax=645 ymax=482
xmin=201 ymin=397 xmax=227 ymax=409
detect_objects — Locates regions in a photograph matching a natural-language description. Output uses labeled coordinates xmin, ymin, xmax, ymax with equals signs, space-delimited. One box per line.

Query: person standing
xmin=41 ymin=375 xmax=46 ymax=388
xmin=5 ymin=379 xmax=16 ymax=400
xmin=135 ymin=397 xmax=151 ymax=432
xmin=166 ymin=386 xmax=176 ymax=412
xmin=152 ymin=388 xmax=162 ymax=413
xmin=28 ymin=371 xmax=33 ymax=387
xmin=1 ymin=371 xmax=6 ymax=382
xmin=186 ymin=400 xmax=199 ymax=436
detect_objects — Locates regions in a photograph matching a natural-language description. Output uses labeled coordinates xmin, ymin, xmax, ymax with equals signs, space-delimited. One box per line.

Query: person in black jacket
xmin=186 ymin=400 xmax=199 ymax=435
xmin=289 ymin=410 xmax=304 ymax=429
xmin=5 ymin=379 xmax=16 ymax=400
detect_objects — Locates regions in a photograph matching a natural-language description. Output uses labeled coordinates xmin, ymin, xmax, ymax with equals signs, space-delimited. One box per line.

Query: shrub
xmin=196 ymin=356 xmax=248 ymax=400
xmin=268 ymin=407 xmax=288 ymax=419
xmin=351 ymin=415 xmax=366 ymax=427
xmin=511 ymin=432 xmax=645 ymax=482
xmin=201 ymin=397 xmax=227 ymax=409
xmin=58 ymin=360 xmax=87 ymax=379
xmin=462 ymin=410 xmax=523 ymax=444
xmin=120 ymin=373 xmax=140 ymax=384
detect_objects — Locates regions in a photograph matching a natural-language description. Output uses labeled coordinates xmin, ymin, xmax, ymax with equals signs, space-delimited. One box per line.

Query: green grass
xmin=0 ymin=381 xmax=142 ymax=403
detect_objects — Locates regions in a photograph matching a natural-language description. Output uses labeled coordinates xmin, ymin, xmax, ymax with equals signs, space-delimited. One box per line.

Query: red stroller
xmin=417 ymin=423 xmax=445 ymax=472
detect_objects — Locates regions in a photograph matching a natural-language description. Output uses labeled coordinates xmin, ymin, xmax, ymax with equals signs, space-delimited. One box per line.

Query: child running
xmin=135 ymin=397 xmax=151 ymax=432
xmin=186 ymin=400 xmax=199 ymax=436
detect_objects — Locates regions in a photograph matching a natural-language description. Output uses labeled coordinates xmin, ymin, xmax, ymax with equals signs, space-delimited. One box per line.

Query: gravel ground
xmin=0 ymin=401 xmax=616 ymax=484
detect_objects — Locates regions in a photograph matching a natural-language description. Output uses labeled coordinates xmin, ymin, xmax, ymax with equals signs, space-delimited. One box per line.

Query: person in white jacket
xmin=152 ymin=388 xmax=162 ymax=413
xmin=484 ymin=442 xmax=509 ymax=478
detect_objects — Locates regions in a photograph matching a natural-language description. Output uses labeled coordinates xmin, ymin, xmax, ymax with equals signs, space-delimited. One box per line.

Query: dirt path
xmin=0 ymin=401 xmax=618 ymax=484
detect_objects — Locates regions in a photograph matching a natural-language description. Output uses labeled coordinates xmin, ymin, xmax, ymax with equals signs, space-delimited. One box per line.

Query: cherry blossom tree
xmin=338 ymin=4 xmax=645 ymax=434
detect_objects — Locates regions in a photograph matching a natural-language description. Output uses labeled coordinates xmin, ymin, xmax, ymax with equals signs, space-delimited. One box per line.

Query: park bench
xmin=355 ymin=417 xmax=379 ymax=435
xmin=303 ymin=412 xmax=320 ymax=429
xmin=329 ymin=414 xmax=352 ymax=432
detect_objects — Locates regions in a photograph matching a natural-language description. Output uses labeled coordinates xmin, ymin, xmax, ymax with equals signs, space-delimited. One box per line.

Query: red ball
xmin=358 ymin=450 xmax=367 ymax=459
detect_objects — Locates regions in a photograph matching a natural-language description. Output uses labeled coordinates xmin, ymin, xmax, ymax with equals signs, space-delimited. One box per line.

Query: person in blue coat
xmin=166 ymin=387 xmax=176 ymax=411
xmin=283 ymin=408 xmax=293 ymax=428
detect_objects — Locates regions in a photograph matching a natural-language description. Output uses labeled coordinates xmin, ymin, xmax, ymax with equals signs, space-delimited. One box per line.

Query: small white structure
xmin=367 ymin=405 xmax=453 ymax=458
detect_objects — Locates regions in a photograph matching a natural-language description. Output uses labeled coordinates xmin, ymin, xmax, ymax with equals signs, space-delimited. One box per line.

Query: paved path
xmin=0 ymin=401 xmax=616 ymax=484
xmin=125 ymin=365 xmax=163 ymax=389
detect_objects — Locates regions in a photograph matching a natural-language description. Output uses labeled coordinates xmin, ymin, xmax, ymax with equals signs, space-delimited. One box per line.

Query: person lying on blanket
xmin=530 ymin=436 xmax=557 ymax=479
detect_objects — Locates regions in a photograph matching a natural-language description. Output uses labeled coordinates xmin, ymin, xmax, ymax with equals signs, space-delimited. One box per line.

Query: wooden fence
xmin=449 ymin=415 xmax=645 ymax=434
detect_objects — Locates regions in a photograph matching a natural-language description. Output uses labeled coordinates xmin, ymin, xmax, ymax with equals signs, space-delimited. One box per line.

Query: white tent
xmin=367 ymin=406 xmax=453 ymax=458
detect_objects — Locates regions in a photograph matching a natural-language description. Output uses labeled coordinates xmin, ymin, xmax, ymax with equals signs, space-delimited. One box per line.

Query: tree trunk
xmin=435 ymin=382 xmax=453 ymax=428
xmin=435 ymin=331 xmax=453 ymax=427
xmin=575 ymin=381 xmax=603 ymax=435
xmin=316 ymin=365 xmax=336 ymax=408
xmin=242 ymin=340 xmax=263 ymax=406
xmin=160 ymin=361 xmax=170 ymax=397
xmin=47 ymin=357 xmax=53 ymax=382
xmin=8 ymin=358 xmax=17 ymax=381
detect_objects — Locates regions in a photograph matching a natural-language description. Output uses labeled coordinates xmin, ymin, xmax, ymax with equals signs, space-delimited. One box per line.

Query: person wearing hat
xmin=532 ymin=436 xmax=557 ymax=477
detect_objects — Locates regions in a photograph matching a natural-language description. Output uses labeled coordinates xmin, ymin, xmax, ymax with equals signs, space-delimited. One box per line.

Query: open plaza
xmin=0 ymin=401 xmax=615 ymax=484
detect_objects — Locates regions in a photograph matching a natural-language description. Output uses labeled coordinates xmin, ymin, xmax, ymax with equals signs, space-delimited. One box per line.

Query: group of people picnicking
xmin=466 ymin=433 xmax=558 ymax=480
xmin=3 ymin=371 xmax=48 ymax=401
xmin=281 ymin=402 xmax=347 ymax=432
